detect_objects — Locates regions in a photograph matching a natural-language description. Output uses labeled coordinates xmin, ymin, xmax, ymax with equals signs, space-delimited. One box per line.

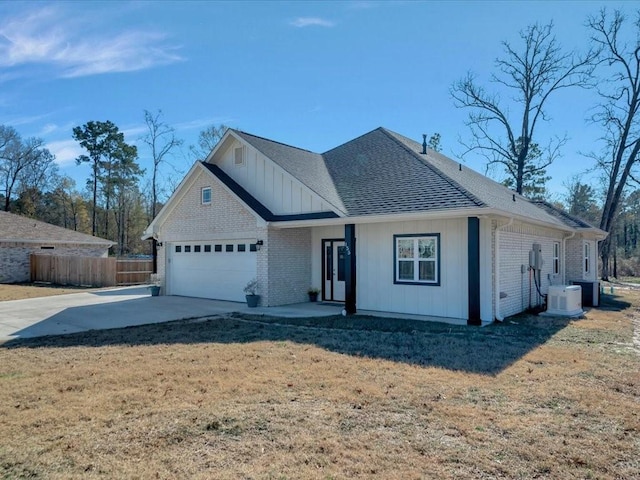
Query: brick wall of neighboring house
xmin=264 ymin=227 xmax=312 ymax=306
xmin=498 ymin=223 xmax=564 ymax=319
xmin=157 ymin=168 xmax=258 ymax=285
xmin=0 ymin=242 xmax=109 ymax=283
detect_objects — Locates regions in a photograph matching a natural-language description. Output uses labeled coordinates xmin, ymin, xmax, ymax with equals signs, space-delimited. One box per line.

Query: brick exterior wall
xmin=263 ymin=227 xmax=312 ymax=306
xmin=0 ymin=243 xmax=108 ymax=283
xmin=566 ymin=235 xmax=597 ymax=282
xmin=498 ymin=223 xmax=564 ymax=319
xmin=565 ymin=236 xmax=583 ymax=283
xmin=156 ymin=167 xmax=311 ymax=306
xmin=157 ymin=168 xmax=258 ymax=285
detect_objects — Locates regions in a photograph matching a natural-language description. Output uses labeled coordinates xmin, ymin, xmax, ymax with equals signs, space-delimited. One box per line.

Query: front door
xmin=323 ymin=239 xmax=346 ymax=302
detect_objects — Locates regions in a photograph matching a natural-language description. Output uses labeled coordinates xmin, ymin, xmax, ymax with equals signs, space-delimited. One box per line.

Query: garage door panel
xmin=169 ymin=243 xmax=256 ymax=302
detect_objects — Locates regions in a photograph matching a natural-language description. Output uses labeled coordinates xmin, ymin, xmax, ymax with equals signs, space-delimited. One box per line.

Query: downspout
xmin=562 ymin=231 xmax=576 ymax=285
xmin=495 ymin=217 xmax=514 ymax=321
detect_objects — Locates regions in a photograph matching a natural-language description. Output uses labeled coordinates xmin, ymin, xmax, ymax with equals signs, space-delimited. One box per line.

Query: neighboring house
xmin=0 ymin=211 xmax=114 ymax=283
xmin=143 ymin=127 xmax=607 ymax=324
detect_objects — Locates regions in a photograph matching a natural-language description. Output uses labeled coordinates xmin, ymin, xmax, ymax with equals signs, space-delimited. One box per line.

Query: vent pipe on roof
xmin=422 ymin=134 xmax=427 ymax=154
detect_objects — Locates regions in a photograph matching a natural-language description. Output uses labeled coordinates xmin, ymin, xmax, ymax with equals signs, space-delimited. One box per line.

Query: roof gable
xmin=0 ymin=211 xmax=113 ymax=245
xmin=231 ymin=130 xmax=347 ymax=215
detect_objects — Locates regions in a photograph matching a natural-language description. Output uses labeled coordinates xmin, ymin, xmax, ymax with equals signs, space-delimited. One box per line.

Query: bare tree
xmin=587 ymin=9 xmax=640 ymax=279
xmin=141 ymin=109 xmax=182 ymax=272
xmin=452 ymin=22 xmax=597 ymax=195
xmin=0 ymin=126 xmax=56 ymax=212
xmin=189 ymin=124 xmax=228 ymax=161
xmin=142 ymin=110 xmax=183 ymax=219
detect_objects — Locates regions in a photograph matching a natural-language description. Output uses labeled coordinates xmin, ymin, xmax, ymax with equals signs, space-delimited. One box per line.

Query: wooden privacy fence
xmin=115 ymin=259 xmax=153 ymax=286
xmin=30 ymin=255 xmax=153 ymax=287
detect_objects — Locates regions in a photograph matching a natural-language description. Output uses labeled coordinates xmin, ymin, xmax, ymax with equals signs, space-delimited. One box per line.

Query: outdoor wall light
xmin=156 ymin=242 xmax=163 ymax=247
xmin=255 ymin=240 xmax=264 ymax=250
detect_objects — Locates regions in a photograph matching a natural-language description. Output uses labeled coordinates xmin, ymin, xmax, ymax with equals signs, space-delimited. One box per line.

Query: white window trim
xmin=234 ymin=146 xmax=245 ymax=167
xmin=553 ymin=242 xmax=560 ymax=275
xmin=584 ymin=241 xmax=590 ymax=275
xmin=393 ymin=233 xmax=440 ymax=286
xmin=201 ymin=186 xmax=212 ymax=205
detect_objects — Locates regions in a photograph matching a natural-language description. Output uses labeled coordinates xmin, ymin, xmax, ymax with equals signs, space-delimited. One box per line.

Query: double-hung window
xmin=394 ymin=234 xmax=440 ymax=285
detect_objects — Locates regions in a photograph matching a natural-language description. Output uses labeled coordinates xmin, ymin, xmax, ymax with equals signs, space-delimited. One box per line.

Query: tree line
xmin=0 ymin=8 xmax=638 ymax=279
xmin=0 ymin=113 xmax=226 ymax=259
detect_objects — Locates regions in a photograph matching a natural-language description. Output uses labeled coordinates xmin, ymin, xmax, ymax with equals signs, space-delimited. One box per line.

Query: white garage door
xmin=169 ymin=241 xmax=257 ymax=302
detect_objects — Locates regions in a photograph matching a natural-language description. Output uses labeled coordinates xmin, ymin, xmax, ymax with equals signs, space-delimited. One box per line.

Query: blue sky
xmin=0 ymin=1 xmax=635 ymax=202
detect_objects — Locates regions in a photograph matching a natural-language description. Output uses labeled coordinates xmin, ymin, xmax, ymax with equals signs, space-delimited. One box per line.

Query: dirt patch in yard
xmin=0 ymin=283 xmax=99 ymax=301
xmin=0 ymin=293 xmax=638 ymax=479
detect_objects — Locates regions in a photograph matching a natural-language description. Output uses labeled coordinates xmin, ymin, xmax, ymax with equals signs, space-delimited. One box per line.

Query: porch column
xmin=345 ymin=223 xmax=357 ymax=314
xmin=468 ymin=217 xmax=481 ymax=325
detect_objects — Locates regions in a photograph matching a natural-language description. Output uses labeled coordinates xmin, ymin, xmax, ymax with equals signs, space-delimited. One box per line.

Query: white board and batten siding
xmin=311 ymin=218 xmax=493 ymax=322
xmin=215 ymin=140 xmax=333 ymax=215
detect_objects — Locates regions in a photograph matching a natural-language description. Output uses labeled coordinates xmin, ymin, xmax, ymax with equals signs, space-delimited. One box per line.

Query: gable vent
xmin=234 ymin=146 xmax=245 ymax=166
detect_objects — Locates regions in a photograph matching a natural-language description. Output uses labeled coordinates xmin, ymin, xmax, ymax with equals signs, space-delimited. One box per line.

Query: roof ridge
xmin=232 ymin=129 xmax=318 ymax=154
xmin=378 ymin=128 xmax=487 ymax=208
xmin=0 ymin=210 xmax=113 ymax=244
xmin=321 ymin=126 xmax=386 ymax=155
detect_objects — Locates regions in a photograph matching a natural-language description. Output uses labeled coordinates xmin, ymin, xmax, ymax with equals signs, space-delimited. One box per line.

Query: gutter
xmin=269 ymin=207 xmax=573 ymax=232
xmin=495 ymin=217 xmax=514 ymax=321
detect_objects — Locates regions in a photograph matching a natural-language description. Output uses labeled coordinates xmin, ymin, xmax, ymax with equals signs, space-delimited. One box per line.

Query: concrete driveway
xmin=0 ymin=286 xmax=343 ymax=343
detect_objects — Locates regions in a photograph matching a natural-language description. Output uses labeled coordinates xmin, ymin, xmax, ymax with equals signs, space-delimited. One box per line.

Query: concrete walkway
xmin=0 ymin=286 xmax=344 ymax=343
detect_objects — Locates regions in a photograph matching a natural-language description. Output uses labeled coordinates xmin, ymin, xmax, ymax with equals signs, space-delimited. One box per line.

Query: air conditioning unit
xmin=545 ymin=285 xmax=583 ymax=317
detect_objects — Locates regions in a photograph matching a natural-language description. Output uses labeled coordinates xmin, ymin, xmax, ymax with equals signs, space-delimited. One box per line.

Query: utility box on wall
xmin=572 ymin=281 xmax=600 ymax=307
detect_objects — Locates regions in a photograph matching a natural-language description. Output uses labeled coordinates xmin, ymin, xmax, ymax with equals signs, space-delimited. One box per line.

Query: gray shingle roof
xmin=227 ymin=126 xmax=584 ymax=230
xmin=0 ymin=211 xmax=113 ymax=245
xmin=384 ymin=129 xmax=570 ymax=228
xmin=531 ymin=201 xmax=597 ymax=229
xmin=323 ymin=128 xmax=484 ymax=216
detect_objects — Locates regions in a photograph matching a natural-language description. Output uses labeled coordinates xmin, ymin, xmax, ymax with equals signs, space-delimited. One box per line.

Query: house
xmin=143 ymin=127 xmax=607 ymax=324
xmin=0 ymin=211 xmax=114 ymax=283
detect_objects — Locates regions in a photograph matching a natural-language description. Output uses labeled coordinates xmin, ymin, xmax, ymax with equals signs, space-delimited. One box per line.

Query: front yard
xmin=0 ymin=292 xmax=638 ymax=479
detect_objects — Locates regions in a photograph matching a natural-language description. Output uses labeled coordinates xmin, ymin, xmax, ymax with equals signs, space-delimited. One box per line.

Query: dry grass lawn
xmin=0 ymin=283 xmax=97 ymax=301
xmin=0 ymin=291 xmax=638 ymax=479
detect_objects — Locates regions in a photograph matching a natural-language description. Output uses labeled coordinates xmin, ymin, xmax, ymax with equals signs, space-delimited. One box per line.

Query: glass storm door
xmin=323 ymin=240 xmax=346 ymax=302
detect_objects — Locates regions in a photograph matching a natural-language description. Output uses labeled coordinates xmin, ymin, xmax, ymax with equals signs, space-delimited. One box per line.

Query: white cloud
xmin=40 ymin=123 xmax=58 ymax=135
xmin=46 ymin=139 xmax=84 ymax=167
xmin=0 ymin=6 xmax=183 ymax=78
xmin=290 ymin=17 xmax=335 ymax=28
